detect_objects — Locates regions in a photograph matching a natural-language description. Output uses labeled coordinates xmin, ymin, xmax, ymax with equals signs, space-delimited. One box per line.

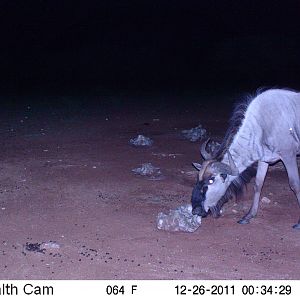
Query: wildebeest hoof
xmin=292 ymin=223 xmax=300 ymax=229
xmin=237 ymin=218 xmax=250 ymax=225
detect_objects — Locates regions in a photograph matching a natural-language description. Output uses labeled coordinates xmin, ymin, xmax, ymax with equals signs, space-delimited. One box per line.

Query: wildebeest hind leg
xmin=238 ymin=161 xmax=268 ymax=224
xmin=281 ymin=156 xmax=300 ymax=229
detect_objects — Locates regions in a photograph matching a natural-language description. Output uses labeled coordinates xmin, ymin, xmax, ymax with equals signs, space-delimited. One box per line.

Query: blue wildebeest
xmin=191 ymin=88 xmax=300 ymax=229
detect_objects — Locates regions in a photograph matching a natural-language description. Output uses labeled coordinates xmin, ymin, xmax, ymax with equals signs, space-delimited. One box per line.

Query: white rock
xmin=157 ymin=204 xmax=201 ymax=233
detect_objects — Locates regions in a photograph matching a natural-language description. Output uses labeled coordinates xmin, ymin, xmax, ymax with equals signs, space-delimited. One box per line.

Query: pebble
xmin=261 ymin=196 xmax=271 ymax=204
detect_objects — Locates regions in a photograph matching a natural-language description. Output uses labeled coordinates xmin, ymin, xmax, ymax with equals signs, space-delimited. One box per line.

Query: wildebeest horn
xmin=200 ymin=139 xmax=212 ymax=160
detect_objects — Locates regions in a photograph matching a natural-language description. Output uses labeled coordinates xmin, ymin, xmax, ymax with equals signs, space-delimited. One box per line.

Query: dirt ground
xmin=0 ymin=93 xmax=299 ymax=280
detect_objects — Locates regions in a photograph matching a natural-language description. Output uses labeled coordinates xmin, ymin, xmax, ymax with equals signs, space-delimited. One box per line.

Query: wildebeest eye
xmin=208 ymin=177 xmax=215 ymax=184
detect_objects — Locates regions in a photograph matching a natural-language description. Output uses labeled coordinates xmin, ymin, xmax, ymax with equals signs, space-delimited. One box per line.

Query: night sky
xmin=1 ymin=0 xmax=300 ymax=95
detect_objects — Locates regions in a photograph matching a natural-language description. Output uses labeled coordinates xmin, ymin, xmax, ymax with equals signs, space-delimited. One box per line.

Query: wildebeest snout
xmin=191 ymin=182 xmax=208 ymax=217
xmin=192 ymin=205 xmax=208 ymax=217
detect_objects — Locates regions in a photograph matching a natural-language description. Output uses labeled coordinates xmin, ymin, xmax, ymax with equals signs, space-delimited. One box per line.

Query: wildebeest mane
xmin=213 ymin=87 xmax=297 ymax=160
xmin=213 ymin=95 xmax=254 ymax=160
xmin=211 ymin=164 xmax=257 ymax=217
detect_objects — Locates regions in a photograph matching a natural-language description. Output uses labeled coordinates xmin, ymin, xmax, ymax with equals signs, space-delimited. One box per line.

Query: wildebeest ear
xmin=192 ymin=162 xmax=202 ymax=171
xmin=220 ymin=173 xmax=227 ymax=182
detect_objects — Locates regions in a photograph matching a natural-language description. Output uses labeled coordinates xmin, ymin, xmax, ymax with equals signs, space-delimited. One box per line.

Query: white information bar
xmin=0 ymin=280 xmax=299 ymax=299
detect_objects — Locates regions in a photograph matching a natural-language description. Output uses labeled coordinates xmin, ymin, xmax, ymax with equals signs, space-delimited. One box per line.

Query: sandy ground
xmin=0 ymin=94 xmax=299 ymax=280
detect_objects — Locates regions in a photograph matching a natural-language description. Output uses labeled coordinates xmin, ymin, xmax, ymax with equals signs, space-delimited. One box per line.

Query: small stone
xmin=182 ymin=124 xmax=207 ymax=142
xmin=41 ymin=241 xmax=61 ymax=250
xmin=261 ymin=196 xmax=271 ymax=204
xmin=132 ymin=163 xmax=162 ymax=179
xmin=129 ymin=135 xmax=153 ymax=146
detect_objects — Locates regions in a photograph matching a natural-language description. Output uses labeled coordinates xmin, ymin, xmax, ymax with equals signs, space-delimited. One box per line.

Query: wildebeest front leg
xmin=281 ymin=156 xmax=300 ymax=229
xmin=238 ymin=161 xmax=268 ymax=224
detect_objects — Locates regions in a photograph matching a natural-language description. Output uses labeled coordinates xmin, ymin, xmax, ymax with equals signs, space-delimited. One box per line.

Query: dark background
xmin=1 ymin=0 xmax=300 ymax=96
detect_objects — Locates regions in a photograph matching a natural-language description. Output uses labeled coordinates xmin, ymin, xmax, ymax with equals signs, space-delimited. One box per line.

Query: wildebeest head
xmin=191 ymin=140 xmax=239 ymax=218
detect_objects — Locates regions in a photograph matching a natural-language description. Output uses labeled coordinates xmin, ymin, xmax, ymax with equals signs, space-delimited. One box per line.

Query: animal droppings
xmin=24 ymin=243 xmax=45 ymax=253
